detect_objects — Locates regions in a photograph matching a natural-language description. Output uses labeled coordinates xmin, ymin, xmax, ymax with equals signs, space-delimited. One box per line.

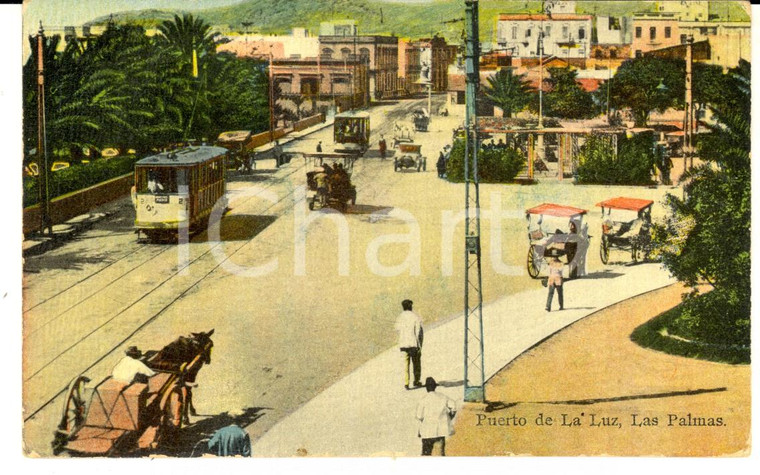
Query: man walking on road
xmin=395 ymin=299 xmax=423 ymax=389
xmin=416 ymin=377 xmax=456 ymax=456
xmin=546 ymin=251 xmax=564 ymax=311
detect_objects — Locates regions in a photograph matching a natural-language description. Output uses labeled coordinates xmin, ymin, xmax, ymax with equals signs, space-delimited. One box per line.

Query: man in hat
xmin=416 ymin=377 xmax=457 ymax=456
xmin=395 ymin=299 xmax=423 ymax=389
xmin=545 ymin=250 xmax=564 ymax=312
xmin=112 ymin=346 xmax=155 ymax=385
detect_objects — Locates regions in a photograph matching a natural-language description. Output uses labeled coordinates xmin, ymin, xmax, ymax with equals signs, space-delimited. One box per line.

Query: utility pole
xmin=463 ymin=0 xmax=485 ymax=403
xmin=36 ymin=22 xmax=52 ymax=235
xmin=269 ymin=46 xmax=275 ymax=142
xmin=684 ymin=36 xmax=693 ymax=170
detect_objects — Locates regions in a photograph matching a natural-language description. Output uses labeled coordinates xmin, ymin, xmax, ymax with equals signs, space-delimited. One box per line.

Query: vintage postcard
xmin=18 ymin=0 xmax=753 ymax=463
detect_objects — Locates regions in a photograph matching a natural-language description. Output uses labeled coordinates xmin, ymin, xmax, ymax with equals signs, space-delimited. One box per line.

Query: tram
xmin=133 ymin=146 xmax=229 ymax=240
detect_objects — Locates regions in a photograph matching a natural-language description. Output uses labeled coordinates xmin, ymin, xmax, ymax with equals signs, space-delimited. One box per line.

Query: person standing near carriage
xmin=112 ymin=346 xmax=155 ymax=385
xmin=545 ymin=252 xmax=564 ymax=312
xmin=395 ymin=299 xmax=424 ymax=389
xmin=379 ymin=135 xmax=387 ymax=160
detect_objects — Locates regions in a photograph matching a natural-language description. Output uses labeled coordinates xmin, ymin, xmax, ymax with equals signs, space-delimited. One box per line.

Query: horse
xmin=147 ymin=329 xmax=215 ymax=424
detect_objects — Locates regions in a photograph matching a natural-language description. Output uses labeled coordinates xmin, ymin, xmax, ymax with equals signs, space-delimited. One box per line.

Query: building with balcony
xmin=497 ymin=13 xmax=593 ymax=60
xmin=319 ymin=34 xmax=399 ymax=100
xmin=271 ymin=57 xmax=369 ymax=111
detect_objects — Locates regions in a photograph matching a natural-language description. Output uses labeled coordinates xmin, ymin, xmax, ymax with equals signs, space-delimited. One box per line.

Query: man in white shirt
xmin=416 ymin=377 xmax=457 ymax=456
xmin=112 ymin=346 xmax=155 ymax=385
xmin=395 ymin=299 xmax=423 ymax=389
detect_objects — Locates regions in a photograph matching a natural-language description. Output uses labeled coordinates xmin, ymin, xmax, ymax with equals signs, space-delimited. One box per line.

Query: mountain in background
xmin=87 ymin=0 xmax=748 ymax=43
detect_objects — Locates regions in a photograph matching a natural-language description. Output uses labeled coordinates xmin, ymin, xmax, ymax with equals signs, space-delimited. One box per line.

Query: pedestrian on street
xmin=273 ymin=140 xmax=283 ymax=167
xmin=545 ymin=251 xmax=564 ymax=312
xmin=416 ymin=377 xmax=456 ymax=456
xmin=379 ymin=135 xmax=387 ymax=160
xmin=395 ymin=299 xmax=423 ymax=389
xmin=207 ymin=424 xmax=251 ymax=457
xmin=316 ymin=141 xmax=323 ymax=153
xmin=436 ymin=151 xmax=446 ymax=178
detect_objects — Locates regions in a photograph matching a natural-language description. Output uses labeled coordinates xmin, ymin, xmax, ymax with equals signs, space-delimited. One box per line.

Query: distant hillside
xmin=89 ymin=0 xmax=748 ymax=43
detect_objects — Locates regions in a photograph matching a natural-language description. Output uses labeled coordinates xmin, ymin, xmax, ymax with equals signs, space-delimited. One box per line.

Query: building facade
xmin=631 ymin=14 xmax=681 ymax=58
xmin=497 ymin=14 xmax=593 ymax=59
xmin=319 ymin=35 xmax=399 ymax=99
xmin=271 ymin=57 xmax=369 ymax=110
xmin=678 ymin=21 xmax=750 ymax=68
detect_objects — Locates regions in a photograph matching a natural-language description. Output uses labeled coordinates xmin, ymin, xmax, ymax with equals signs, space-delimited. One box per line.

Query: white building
xmin=595 ymin=15 xmax=633 ymax=45
xmin=497 ymin=13 xmax=593 ymax=59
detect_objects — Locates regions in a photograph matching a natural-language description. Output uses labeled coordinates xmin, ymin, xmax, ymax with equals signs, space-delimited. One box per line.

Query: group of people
xmin=395 ymin=299 xmax=457 ymax=456
xmin=313 ymin=161 xmax=352 ymax=206
xmin=481 ymin=138 xmax=509 ymax=151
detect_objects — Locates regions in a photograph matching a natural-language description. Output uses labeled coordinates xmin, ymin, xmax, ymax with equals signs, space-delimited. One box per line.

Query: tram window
xmin=138 ymin=168 xmax=178 ymax=193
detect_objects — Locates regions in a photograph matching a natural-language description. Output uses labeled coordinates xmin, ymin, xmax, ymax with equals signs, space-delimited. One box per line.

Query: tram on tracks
xmin=132 ymin=146 xmax=229 ymax=241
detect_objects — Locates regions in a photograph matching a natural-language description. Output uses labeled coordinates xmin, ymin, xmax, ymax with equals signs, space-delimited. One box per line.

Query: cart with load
xmin=525 ymin=203 xmax=590 ymax=279
xmin=303 ymin=153 xmax=357 ymax=212
xmin=413 ymin=108 xmax=429 ymax=132
xmin=597 ymin=197 xmax=654 ymax=264
xmin=52 ymin=330 xmax=215 ymax=457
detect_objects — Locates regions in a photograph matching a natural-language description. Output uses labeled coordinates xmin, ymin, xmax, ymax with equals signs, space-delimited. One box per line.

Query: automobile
xmin=393 ymin=143 xmax=426 ymax=172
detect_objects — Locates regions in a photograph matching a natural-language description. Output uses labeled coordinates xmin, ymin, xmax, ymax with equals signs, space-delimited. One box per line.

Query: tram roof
xmin=335 ymin=111 xmax=370 ymax=119
xmin=136 ymin=146 xmax=228 ymax=166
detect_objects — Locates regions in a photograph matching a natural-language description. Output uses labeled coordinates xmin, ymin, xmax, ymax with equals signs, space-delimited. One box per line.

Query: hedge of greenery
xmin=630 ymin=291 xmax=750 ymax=364
xmin=446 ymin=139 xmax=526 ymax=183
xmin=575 ymin=132 xmax=656 ymax=185
xmin=23 ymin=155 xmax=139 ymax=208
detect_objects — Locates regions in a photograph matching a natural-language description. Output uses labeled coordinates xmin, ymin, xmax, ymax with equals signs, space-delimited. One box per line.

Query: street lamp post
xmin=36 ymin=22 xmax=52 ymax=235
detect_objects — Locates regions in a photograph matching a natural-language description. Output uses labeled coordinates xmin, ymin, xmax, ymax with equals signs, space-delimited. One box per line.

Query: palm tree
xmin=157 ymin=13 xmax=217 ymax=74
xmin=483 ymin=68 xmax=534 ymax=118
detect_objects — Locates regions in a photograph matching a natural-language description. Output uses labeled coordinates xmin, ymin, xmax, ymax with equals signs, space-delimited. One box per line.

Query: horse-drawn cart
xmin=597 ymin=197 xmax=654 ymax=264
xmin=52 ymin=330 xmax=215 ymax=457
xmin=526 ymin=203 xmax=590 ymax=279
xmin=302 ymin=153 xmax=357 ymax=212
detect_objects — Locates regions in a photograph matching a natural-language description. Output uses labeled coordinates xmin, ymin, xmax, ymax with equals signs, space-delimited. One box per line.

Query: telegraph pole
xmin=463 ymin=0 xmax=485 ymax=403
xmin=36 ymin=22 xmax=52 ymax=235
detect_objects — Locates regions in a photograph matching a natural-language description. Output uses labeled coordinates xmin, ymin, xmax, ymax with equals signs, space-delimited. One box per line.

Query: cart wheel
xmin=526 ymin=245 xmax=541 ymax=279
xmin=53 ymin=375 xmax=90 ymax=453
xmin=600 ymin=236 xmax=609 ymax=264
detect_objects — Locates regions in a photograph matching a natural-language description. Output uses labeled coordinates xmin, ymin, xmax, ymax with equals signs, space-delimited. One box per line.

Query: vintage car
xmin=393 ymin=143 xmax=426 ymax=172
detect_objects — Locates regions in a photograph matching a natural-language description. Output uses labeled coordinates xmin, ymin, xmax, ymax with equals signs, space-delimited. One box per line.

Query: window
xmin=635 ymin=50 xmax=642 ymax=58
xmin=562 ymin=25 xmax=569 ymax=37
xmin=579 ymin=27 xmax=586 ymax=40
xmin=610 ymin=48 xmax=617 ymax=59
xmin=650 ymin=26 xmax=656 ymax=40
xmin=511 ymin=25 xmax=517 ymax=40
xmin=680 ymin=34 xmax=687 ymax=44
xmin=545 ymin=25 xmax=551 ymax=36
xmin=635 ymin=26 xmax=642 ymax=38
xmin=526 ymin=28 xmax=532 ymax=38
xmin=664 ymin=26 xmax=671 ymax=38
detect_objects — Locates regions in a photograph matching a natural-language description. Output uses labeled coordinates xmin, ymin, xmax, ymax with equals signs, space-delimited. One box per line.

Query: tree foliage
xmin=575 ymin=132 xmax=656 ymax=185
xmin=23 ymin=17 xmax=270 ymax=169
xmin=543 ymin=67 xmax=595 ymax=119
xmin=652 ymin=60 xmax=751 ymax=346
xmin=445 ymin=140 xmax=525 ymax=183
xmin=482 ymin=68 xmax=534 ymax=117
xmin=605 ymin=56 xmax=684 ymax=126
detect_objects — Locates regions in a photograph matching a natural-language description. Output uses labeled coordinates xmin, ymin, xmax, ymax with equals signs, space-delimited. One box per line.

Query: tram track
xmin=23 ymin=97 xmax=443 ymax=425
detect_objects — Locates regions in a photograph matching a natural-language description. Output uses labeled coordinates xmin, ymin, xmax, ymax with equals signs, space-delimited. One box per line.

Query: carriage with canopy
xmin=597 ymin=197 xmax=654 ymax=264
xmin=52 ymin=330 xmax=215 ymax=456
xmin=526 ymin=203 xmax=590 ymax=279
